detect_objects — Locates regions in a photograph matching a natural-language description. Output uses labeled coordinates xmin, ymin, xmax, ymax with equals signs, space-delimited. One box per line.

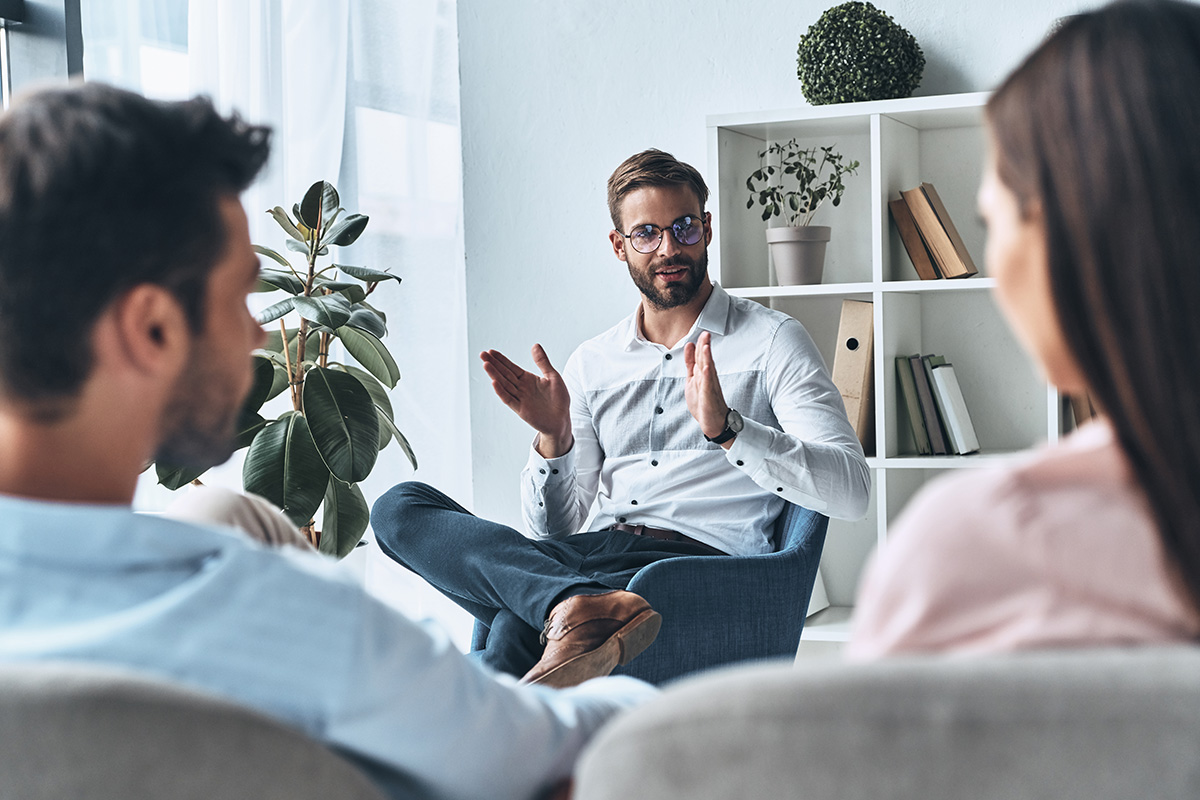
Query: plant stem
xmin=280 ymin=318 xmax=299 ymax=410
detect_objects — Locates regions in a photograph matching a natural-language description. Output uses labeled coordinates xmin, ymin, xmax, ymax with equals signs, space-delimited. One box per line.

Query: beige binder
xmin=830 ymin=299 xmax=874 ymax=453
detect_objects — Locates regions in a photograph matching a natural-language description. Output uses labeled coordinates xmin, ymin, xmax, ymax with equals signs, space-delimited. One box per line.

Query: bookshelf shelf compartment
xmin=708 ymin=92 xmax=1059 ymax=644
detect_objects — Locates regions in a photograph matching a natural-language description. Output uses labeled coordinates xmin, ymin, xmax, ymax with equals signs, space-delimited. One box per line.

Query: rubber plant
xmin=155 ymin=180 xmax=415 ymax=557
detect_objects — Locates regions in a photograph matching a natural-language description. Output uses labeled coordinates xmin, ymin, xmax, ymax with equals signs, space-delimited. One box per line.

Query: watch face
xmin=727 ymin=408 xmax=744 ymax=433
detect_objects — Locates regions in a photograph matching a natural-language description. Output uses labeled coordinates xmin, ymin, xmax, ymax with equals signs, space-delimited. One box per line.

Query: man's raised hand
xmin=684 ymin=331 xmax=732 ymax=448
xmin=480 ymin=345 xmax=575 ymax=458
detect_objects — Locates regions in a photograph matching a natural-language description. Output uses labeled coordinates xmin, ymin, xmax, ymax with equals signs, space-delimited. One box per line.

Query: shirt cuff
xmin=724 ymin=414 xmax=773 ymax=470
xmin=527 ymin=435 xmax=576 ymax=487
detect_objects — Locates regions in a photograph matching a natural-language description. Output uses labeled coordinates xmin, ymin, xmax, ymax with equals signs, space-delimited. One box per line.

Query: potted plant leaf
xmin=745 ymin=140 xmax=859 ymax=284
xmin=154 ymin=180 xmax=415 ymax=557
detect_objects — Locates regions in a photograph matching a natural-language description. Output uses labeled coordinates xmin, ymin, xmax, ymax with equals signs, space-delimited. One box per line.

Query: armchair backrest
xmin=0 ymin=661 xmax=389 ymax=800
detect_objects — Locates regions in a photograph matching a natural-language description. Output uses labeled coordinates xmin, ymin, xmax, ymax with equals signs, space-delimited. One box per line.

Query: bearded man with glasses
xmin=372 ymin=149 xmax=870 ymax=688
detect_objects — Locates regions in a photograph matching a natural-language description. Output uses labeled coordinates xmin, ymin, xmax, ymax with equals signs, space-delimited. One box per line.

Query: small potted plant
xmin=796 ymin=1 xmax=925 ymax=106
xmin=154 ymin=180 xmax=415 ymax=557
xmin=745 ymin=139 xmax=859 ymax=284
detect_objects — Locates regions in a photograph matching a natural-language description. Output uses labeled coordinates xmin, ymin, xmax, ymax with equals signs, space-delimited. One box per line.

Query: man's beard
xmin=155 ymin=346 xmax=245 ymax=470
xmin=629 ymin=247 xmax=709 ymax=310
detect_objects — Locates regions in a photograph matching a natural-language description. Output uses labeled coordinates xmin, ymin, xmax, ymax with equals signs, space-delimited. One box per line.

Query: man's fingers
xmin=683 ymin=341 xmax=697 ymax=376
xmin=487 ymin=377 xmax=520 ymax=409
xmin=481 ymin=349 xmax=526 ymax=383
xmin=530 ymin=343 xmax=558 ymax=378
xmin=482 ymin=358 xmax=522 ymax=396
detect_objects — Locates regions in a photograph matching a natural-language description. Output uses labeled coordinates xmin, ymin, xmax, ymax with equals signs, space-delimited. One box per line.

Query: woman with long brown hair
xmin=849 ymin=0 xmax=1200 ymax=657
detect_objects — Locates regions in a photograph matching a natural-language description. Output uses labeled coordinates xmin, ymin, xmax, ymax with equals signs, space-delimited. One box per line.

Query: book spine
xmin=900 ymin=186 xmax=963 ymax=280
xmin=931 ymin=364 xmax=980 ymax=454
xmin=888 ymin=198 xmax=940 ymax=280
xmin=895 ymin=356 xmax=931 ymax=455
xmin=909 ymin=354 xmax=949 ymax=455
xmin=920 ymin=183 xmax=979 ymax=278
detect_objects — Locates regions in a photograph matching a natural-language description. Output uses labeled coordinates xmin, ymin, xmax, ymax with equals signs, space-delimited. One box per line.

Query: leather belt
xmin=607 ymin=523 xmax=728 ymax=556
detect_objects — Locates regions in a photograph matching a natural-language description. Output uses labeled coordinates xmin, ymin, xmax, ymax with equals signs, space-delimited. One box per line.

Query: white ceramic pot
xmin=766 ymin=225 xmax=831 ymax=285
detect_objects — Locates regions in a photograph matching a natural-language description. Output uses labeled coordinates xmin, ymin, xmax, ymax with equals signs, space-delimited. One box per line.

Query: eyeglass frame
xmin=616 ymin=211 xmax=711 ymax=254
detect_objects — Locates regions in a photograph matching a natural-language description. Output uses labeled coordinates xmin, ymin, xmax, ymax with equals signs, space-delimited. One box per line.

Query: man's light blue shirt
xmin=0 ymin=494 xmax=656 ymax=800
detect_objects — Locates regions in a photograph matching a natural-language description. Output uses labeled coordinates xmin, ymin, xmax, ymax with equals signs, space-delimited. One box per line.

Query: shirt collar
xmin=623 ymin=282 xmax=732 ymax=351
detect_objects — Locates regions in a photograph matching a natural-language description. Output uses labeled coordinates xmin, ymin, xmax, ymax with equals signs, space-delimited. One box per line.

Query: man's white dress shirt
xmin=522 ymin=284 xmax=870 ymax=556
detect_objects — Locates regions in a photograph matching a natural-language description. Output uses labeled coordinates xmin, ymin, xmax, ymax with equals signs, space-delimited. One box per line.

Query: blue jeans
xmin=371 ymin=481 xmax=716 ymax=677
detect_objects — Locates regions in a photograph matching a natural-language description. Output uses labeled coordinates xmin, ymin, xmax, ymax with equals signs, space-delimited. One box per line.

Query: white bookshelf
xmin=708 ymin=92 xmax=1063 ymax=643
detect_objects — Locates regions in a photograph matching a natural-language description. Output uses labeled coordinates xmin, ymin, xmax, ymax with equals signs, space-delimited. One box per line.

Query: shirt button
xmin=631 ymin=500 xmax=638 ymax=505
xmin=665 ymin=353 xmax=673 ymax=360
xmin=651 ymin=460 xmax=658 ymax=466
xmin=776 ymin=487 xmax=784 ymax=492
xmin=538 ymin=502 xmax=544 ymax=507
xmin=736 ymin=460 xmax=744 ymax=466
xmin=539 ymin=468 xmax=546 ymax=475
xmin=551 ymin=469 xmax=559 ymax=474
xmin=619 ymin=516 xmax=627 ymax=523
xmin=655 ymin=407 xmax=664 ymax=414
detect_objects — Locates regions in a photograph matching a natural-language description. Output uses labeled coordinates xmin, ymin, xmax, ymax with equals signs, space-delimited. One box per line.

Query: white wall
xmin=458 ymin=0 xmax=1093 ymax=526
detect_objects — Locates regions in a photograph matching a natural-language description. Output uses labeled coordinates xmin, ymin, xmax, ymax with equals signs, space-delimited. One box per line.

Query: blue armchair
xmin=471 ymin=503 xmax=829 ymax=686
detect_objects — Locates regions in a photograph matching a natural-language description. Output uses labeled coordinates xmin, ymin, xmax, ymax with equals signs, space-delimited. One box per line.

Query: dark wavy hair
xmin=606 ymin=148 xmax=709 ymax=230
xmin=987 ymin=0 xmax=1200 ymax=611
xmin=0 ymin=82 xmax=271 ymax=419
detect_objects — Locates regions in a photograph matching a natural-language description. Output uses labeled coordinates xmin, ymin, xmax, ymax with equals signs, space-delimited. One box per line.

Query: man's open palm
xmin=480 ymin=345 xmax=573 ymax=450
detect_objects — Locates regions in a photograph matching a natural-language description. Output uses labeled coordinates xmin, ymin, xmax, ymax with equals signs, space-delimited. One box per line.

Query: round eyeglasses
xmin=619 ymin=213 xmax=707 ymax=254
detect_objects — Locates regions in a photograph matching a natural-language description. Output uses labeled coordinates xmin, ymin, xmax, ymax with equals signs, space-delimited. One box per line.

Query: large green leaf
xmin=252 ymin=244 xmax=291 ymax=268
xmin=317 ymin=281 xmax=367 ymax=305
xmin=334 ymin=326 xmax=400 ymax=388
xmin=268 ymin=207 xmax=305 ymax=241
xmin=234 ymin=410 xmax=267 ymax=450
xmin=320 ymin=478 xmax=369 ymax=558
xmin=244 ymin=356 xmax=277 ymax=412
xmin=346 ymin=306 xmax=387 ymax=339
xmin=325 ymin=214 xmax=369 ymax=247
xmin=243 ymin=412 xmax=329 ymax=527
xmin=254 ymin=297 xmax=296 ymax=325
xmin=155 ymin=461 xmax=206 ymax=491
xmin=257 ymin=269 xmax=305 ymax=295
xmin=299 ymin=180 xmax=339 ymax=231
xmin=377 ymin=410 xmax=418 ymax=470
xmin=338 ymin=264 xmax=401 ymax=284
xmin=285 ymin=239 xmax=311 ymax=255
xmin=293 ymin=295 xmax=351 ymax=329
xmin=335 ymin=364 xmax=394 ymax=448
xmin=302 ymin=366 xmax=379 ymax=483
xmin=266 ymin=362 xmax=290 ymax=401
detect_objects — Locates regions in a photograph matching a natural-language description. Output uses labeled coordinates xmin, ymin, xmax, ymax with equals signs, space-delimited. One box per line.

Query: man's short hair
xmin=606 ymin=149 xmax=709 ymax=231
xmin=0 ymin=82 xmax=271 ymax=418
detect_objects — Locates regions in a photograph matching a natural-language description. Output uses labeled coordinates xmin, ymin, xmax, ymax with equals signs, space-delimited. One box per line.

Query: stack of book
xmin=895 ymin=354 xmax=980 ymax=455
xmin=888 ymin=182 xmax=979 ymax=280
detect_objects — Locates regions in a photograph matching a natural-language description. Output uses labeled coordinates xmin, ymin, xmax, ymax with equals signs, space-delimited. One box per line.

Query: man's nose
xmin=656 ymin=227 xmax=682 ymax=257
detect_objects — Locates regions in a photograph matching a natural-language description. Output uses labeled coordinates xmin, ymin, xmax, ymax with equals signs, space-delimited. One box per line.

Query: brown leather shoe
xmin=520 ymin=590 xmax=662 ymax=688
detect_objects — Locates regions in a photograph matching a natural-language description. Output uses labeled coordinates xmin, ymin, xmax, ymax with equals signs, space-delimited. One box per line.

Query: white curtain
xmin=97 ymin=0 xmax=476 ymax=647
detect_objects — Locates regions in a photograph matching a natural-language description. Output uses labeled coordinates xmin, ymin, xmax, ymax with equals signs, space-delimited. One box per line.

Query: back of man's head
xmin=0 ymin=82 xmax=271 ymax=420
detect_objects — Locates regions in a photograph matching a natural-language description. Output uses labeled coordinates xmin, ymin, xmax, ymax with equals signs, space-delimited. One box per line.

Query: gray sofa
xmin=574 ymin=647 xmax=1200 ymax=800
xmin=0 ymin=660 xmax=391 ymax=800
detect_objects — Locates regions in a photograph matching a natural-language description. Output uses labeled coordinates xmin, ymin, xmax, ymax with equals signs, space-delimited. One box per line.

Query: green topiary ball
xmin=797 ymin=1 xmax=925 ymax=105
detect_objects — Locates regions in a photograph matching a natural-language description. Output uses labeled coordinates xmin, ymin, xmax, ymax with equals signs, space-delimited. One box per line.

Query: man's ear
xmin=101 ymin=285 xmax=190 ymax=375
xmin=703 ymin=210 xmax=714 ymax=246
xmin=609 ymin=229 xmax=628 ymax=262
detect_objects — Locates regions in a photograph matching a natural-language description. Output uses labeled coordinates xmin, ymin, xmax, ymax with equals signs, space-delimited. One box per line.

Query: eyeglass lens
xmin=628 ymin=215 xmax=704 ymax=254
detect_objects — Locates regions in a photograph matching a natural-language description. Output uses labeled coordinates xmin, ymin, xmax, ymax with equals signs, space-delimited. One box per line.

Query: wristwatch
xmin=705 ymin=408 xmax=744 ymax=444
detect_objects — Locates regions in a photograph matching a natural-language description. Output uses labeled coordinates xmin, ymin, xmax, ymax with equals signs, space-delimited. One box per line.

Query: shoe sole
xmin=523 ymin=609 xmax=663 ymax=689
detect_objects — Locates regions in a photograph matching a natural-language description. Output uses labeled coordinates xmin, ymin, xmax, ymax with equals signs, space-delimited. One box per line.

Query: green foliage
xmin=745 ymin=141 xmax=859 ymax=227
xmin=796 ymin=1 xmax=925 ymax=105
xmin=155 ymin=180 xmax=414 ymax=557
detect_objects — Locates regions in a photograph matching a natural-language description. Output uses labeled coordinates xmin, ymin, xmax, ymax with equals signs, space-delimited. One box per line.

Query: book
xmin=930 ymin=363 xmax=980 ymax=454
xmin=909 ymin=354 xmax=949 ymax=455
xmin=1068 ymin=392 xmax=1098 ymax=428
xmin=895 ymin=356 xmax=931 ymax=455
xmin=888 ymin=197 xmax=940 ymax=280
xmin=900 ymin=183 xmax=979 ymax=279
xmin=830 ymin=300 xmax=874 ymax=452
